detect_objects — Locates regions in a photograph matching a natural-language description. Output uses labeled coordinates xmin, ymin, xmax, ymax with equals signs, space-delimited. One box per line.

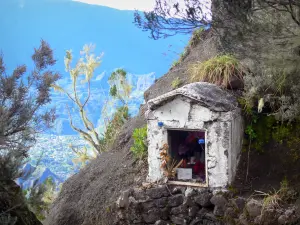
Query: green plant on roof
xmin=130 ymin=125 xmax=148 ymax=159
xmin=171 ymin=77 xmax=182 ymax=89
xmin=189 ymin=55 xmax=244 ymax=88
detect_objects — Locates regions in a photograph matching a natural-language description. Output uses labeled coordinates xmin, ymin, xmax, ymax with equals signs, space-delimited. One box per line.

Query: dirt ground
xmin=45 ymin=112 xmax=148 ymax=225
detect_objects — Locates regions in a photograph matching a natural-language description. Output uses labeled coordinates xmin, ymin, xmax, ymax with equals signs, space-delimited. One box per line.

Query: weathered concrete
xmin=146 ymin=82 xmax=243 ymax=188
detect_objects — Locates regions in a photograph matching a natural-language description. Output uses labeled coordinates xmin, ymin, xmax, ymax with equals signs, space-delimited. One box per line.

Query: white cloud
xmin=95 ymin=71 xmax=106 ymax=81
xmin=72 ymin=0 xmax=156 ymax=11
xmin=72 ymin=0 xmax=211 ymax=20
xmin=19 ymin=0 xmax=25 ymax=8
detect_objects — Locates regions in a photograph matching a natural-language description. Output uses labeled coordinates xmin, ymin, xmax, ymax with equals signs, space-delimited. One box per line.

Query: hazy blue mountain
xmin=16 ymin=163 xmax=64 ymax=190
xmin=0 ymin=0 xmax=190 ymax=183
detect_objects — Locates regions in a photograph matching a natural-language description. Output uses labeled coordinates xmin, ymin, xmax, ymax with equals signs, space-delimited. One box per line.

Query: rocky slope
xmin=45 ymin=1 xmax=300 ymax=225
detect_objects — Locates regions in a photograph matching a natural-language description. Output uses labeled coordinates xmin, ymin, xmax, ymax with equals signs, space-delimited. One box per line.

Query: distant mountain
xmin=0 ymin=0 xmax=189 ymax=135
xmin=0 ymin=0 xmax=190 ymax=185
xmin=16 ymin=163 xmax=63 ymax=190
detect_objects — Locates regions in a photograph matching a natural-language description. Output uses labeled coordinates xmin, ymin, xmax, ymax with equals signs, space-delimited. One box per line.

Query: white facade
xmin=145 ymin=82 xmax=243 ymax=188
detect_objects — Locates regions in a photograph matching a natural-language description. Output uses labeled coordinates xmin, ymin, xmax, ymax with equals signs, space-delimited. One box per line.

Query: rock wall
xmin=115 ymin=185 xmax=226 ymax=225
xmin=115 ymin=185 xmax=300 ymax=225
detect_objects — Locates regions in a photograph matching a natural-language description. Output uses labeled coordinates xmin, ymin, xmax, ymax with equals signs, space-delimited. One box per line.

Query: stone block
xmin=155 ymin=197 xmax=168 ymax=208
xmin=188 ymin=206 xmax=200 ymax=218
xmin=195 ymin=192 xmax=213 ymax=207
xmin=213 ymin=205 xmax=225 ymax=217
xmin=132 ymin=188 xmax=147 ymax=201
xmin=185 ymin=187 xmax=197 ymax=197
xmin=142 ymin=208 xmax=161 ymax=223
xmin=183 ymin=196 xmax=196 ymax=207
xmin=230 ymin=197 xmax=246 ymax=212
xmin=146 ymin=186 xmax=170 ymax=199
xmin=171 ymin=186 xmax=186 ymax=195
xmin=160 ymin=207 xmax=170 ymax=220
xmin=168 ymin=194 xmax=184 ymax=207
xmin=155 ymin=220 xmax=170 ymax=225
xmin=170 ymin=216 xmax=188 ymax=225
xmin=210 ymin=195 xmax=228 ymax=207
xmin=141 ymin=200 xmax=155 ymax=210
xmin=170 ymin=205 xmax=188 ymax=215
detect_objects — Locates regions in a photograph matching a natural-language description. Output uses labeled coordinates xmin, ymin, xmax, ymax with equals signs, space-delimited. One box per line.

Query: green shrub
xmin=130 ymin=126 xmax=147 ymax=159
xmin=0 ymin=214 xmax=17 ymax=225
xmin=189 ymin=55 xmax=244 ymax=88
xmin=100 ymin=106 xmax=129 ymax=151
xmin=242 ymin=69 xmax=300 ymax=122
xmin=171 ymin=77 xmax=182 ymax=89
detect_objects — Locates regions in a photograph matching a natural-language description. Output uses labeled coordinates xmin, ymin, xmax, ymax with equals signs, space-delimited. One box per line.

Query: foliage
xmin=134 ymin=0 xmax=300 ymax=40
xmin=108 ymin=68 xmax=132 ymax=105
xmin=70 ymin=145 xmax=97 ymax=168
xmin=53 ymin=46 xmax=132 ymax=165
xmin=100 ymin=106 xmax=129 ymax=152
xmin=0 ymin=214 xmax=17 ymax=225
xmin=100 ymin=69 xmax=132 ymax=152
xmin=130 ymin=125 xmax=147 ymax=159
xmin=0 ymin=40 xmax=60 ymax=180
xmin=52 ymin=44 xmax=103 ymax=154
xmin=171 ymin=77 xmax=182 ymax=89
xmin=241 ymin=110 xmax=300 ymax=161
xmin=133 ymin=0 xmax=210 ymax=39
xmin=242 ymin=69 xmax=300 ymax=122
xmin=189 ymin=55 xmax=244 ymax=88
xmin=172 ymin=60 xmax=180 ymax=68
xmin=159 ymin=144 xmax=183 ymax=178
xmin=24 ymin=177 xmax=57 ymax=221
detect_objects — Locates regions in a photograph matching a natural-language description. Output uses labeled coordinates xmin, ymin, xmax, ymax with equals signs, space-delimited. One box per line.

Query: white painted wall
xmin=146 ymin=96 xmax=243 ymax=188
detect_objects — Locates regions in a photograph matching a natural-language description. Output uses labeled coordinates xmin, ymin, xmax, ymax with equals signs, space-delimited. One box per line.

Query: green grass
xmin=171 ymin=77 xmax=182 ymax=89
xmin=189 ymin=55 xmax=244 ymax=88
xmin=172 ymin=60 xmax=180 ymax=67
xmin=189 ymin=28 xmax=204 ymax=47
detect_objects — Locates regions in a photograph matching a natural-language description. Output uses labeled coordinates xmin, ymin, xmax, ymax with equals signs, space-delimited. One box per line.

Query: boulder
xmin=116 ymin=190 xmax=130 ymax=208
xmin=168 ymin=194 xmax=184 ymax=207
xmin=170 ymin=216 xmax=188 ymax=225
xmin=189 ymin=206 xmax=200 ymax=218
xmin=246 ymin=199 xmax=262 ymax=218
xmin=155 ymin=197 xmax=169 ymax=208
xmin=170 ymin=205 xmax=188 ymax=215
xmin=230 ymin=197 xmax=246 ymax=212
xmin=195 ymin=191 xmax=213 ymax=207
xmin=142 ymin=208 xmax=161 ymax=223
xmin=155 ymin=220 xmax=170 ymax=225
xmin=210 ymin=195 xmax=228 ymax=217
xmin=146 ymin=186 xmax=170 ymax=199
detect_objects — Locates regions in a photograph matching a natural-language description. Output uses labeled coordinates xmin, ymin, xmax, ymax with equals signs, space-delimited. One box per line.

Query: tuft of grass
xmin=189 ymin=28 xmax=204 ymax=47
xmin=130 ymin=125 xmax=148 ymax=159
xmin=172 ymin=60 xmax=180 ymax=67
xmin=189 ymin=55 xmax=244 ymax=88
xmin=171 ymin=77 xmax=182 ymax=89
xmin=254 ymin=178 xmax=298 ymax=215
